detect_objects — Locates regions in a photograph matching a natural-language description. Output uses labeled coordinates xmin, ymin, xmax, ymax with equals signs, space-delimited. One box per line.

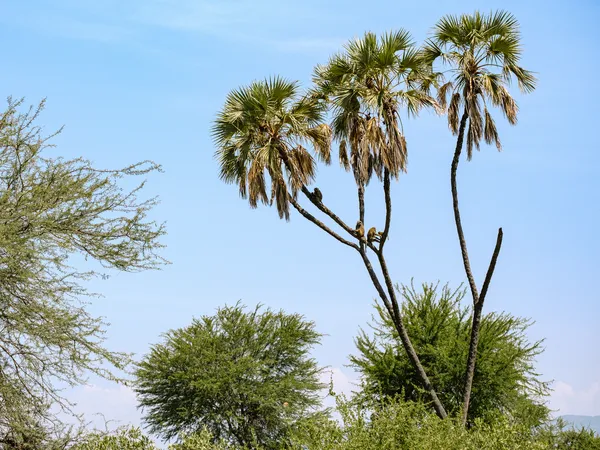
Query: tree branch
xmin=301 ymin=187 xmax=356 ymax=237
xmin=288 ymin=195 xmax=359 ymax=250
xmin=452 ymin=111 xmax=480 ymax=305
xmin=356 ymin=248 xmax=398 ymax=325
xmin=460 ymin=228 xmax=502 ymax=425
xmin=379 ymin=170 xmax=392 ymax=251
xmin=477 ymin=227 xmax=503 ymax=306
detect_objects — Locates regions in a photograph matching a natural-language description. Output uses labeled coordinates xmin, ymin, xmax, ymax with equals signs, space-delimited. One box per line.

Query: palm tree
xmin=213 ymin=77 xmax=332 ymax=221
xmin=214 ymin=31 xmax=448 ymax=419
xmin=423 ymin=10 xmax=536 ymax=425
xmin=313 ymin=30 xmax=447 ymax=418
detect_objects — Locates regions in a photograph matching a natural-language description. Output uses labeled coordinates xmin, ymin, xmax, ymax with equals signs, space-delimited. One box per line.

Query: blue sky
xmin=1 ymin=0 xmax=599 ymax=431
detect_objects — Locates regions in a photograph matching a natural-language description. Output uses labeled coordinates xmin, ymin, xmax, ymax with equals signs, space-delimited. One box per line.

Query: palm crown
xmin=213 ymin=77 xmax=332 ymax=220
xmin=313 ymin=30 xmax=438 ymax=184
xmin=424 ymin=11 xmax=536 ymax=159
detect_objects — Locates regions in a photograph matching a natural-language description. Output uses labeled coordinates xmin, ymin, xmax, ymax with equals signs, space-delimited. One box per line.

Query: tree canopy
xmin=0 ymin=98 xmax=167 ymax=435
xmin=350 ymin=283 xmax=549 ymax=425
xmin=134 ymin=303 xmax=326 ymax=448
xmin=423 ymin=10 xmax=537 ymax=423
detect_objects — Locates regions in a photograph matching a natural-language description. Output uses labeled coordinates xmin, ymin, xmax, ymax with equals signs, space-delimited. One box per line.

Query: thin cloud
xmin=135 ymin=0 xmax=253 ymax=33
xmin=268 ymin=37 xmax=344 ymax=55
xmin=5 ymin=0 xmax=343 ymax=55
xmin=549 ymin=380 xmax=600 ymax=416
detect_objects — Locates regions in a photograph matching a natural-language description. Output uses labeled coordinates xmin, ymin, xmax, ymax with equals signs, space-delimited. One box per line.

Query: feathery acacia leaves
xmin=0 ymin=98 xmax=166 ymax=429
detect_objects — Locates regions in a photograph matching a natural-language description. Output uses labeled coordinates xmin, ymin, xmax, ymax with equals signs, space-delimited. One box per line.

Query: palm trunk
xmin=451 ymin=112 xmax=479 ymax=304
xmin=461 ymin=300 xmax=483 ymax=425
xmin=452 ymin=110 xmax=481 ymax=426
xmin=461 ymin=228 xmax=503 ymax=425
xmin=376 ymin=249 xmax=447 ymax=419
xmin=376 ymin=170 xmax=447 ymax=419
xmin=452 ymin=110 xmax=504 ymax=425
xmin=280 ymin=145 xmax=448 ymax=419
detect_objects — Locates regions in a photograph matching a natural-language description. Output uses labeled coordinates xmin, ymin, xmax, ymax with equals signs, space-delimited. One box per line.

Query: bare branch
xmin=379 ymin=170 xmax=393 ymax=250
xmin=478 ymin=227 xmax=503 ymax=306
xmin=451 ymin=111 xmax=480 ymax=304
xmin=288 ymin=195 xmax=359 ymax=250
xmin=300 ymin=186 xmax=356 ymax=236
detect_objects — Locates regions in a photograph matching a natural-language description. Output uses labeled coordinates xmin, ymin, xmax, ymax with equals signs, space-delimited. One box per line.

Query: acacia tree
xmin=213 ymin=32 xmax=448 ymax=418
xmin=351 ymin=283 xmax=549 ymax=425
xmin=134 ymin=303 xmax=325 ymax=448
xmin=422 ymin=11 xmax=536 ymax=424
xmin=0 ymin=98 xmax=167 ymax=432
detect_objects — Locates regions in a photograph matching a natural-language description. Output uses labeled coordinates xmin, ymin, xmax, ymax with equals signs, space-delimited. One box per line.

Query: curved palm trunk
xmin=451 ymin=112 xmax=479 ymax=304
xmin=280 ymin=147 xmax=448 ymax=419
xmin=377 ymin=171 xmax=447 ymax=418
xmin=375 ymin=250 xmax=447 ymax=419
xmin=461 ymin=229 xmax=502 ymax=425
xmin=452 ymin=110 xmax=504 ymax=425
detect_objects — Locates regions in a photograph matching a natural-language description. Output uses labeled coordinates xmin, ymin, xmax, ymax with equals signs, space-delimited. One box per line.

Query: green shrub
xmin=72 ymin=427 xmax=157 ymax=450
xmin=290 ymin=396 xmax=547 ymax=450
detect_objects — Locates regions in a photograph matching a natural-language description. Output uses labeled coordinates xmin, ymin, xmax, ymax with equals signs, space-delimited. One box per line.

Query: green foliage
xmin=291 ymin=396 xmax=547 ymax=450
xmin=72 ymin=427 xmax=158 ymax=450
xmin=212 ymin=77 xmax=331 ymax=220
xmin=72 ymin=427 xmax=240 ymax=450
xmin=350 ymin=283 xmax=549 ymax=425
xmin=169 ymin=429 xmax=239 ymax=450
xmin=537 ymin=419 xmax=600 ymax=450
xmin=0 ymin=98 xmax=166 ymax=432
xmin=134 ymin=303 xmax=326 ymax=448
xmin=292 ymin=398 xmax=556 ymax=450
xmin=313 ymin=30 xmax=437 ymax=180
xmin=423 ymin=10 xmax=536 ymax=158
xmin=0 ymin=405 xmax=80 ymax=449
xmin=65 ymin=410 xmax=600 ymax=450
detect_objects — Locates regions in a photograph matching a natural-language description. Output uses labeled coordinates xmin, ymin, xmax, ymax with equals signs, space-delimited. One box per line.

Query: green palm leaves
xmin=213 ymin=31 xmax=438 ymax=222
xmin=212 ymin=12 xmax=535 ymax=423
xmin=315 ymin=30 xmax=437 ymax=183
xmin=213 ymin=77 xmax=331 ymax=220
xmin=424 ymin=11 xmax=536 ymax=425
xmin=424 ymin=10 xmax=536 ymax=159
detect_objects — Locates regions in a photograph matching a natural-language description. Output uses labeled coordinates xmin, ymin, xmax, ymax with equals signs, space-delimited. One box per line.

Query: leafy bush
xmin=134 ymin=303 xmax=326 ymax=448
xmin=291 ymin=396 xmax=547 ymax=450
xmin=72 ymin=427 xmax=157 ymax=450
xmin=351 ymin=282 xmax=549 ymax=425
xmin=68 ymin=405 xmax=600 ymax=450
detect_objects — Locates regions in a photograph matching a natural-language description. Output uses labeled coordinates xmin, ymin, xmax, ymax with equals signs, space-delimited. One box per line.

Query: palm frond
xmin=499 ymin=88 xmax=518 ymax=125
xmin=448 ymin=93 xmax=461 ymax=135
xmin=427 ymin=10 xmax=535 ymax=158
xmin=248 ymin=160 xmax=268 ymax=208
xmin=377 ymin=29 xmax=413 ymax=69
xmin=273 ymin=175 xmax=290 ymax=220
xmin=339 ymin=140 xmax=350 ymax=171
xmin=504 ymin=65 xmax=537 ymax=93
xmin=421 ymin=39 xmax=444 ymax=66
xmin=306 ymin=124 xmax=332 ymax=164
xmin=484 ymin=108 xmax=501 ymax=150
xmin=484 ymin=10 xmax=519 ymax=40
xmin=288 ymin=145 xmax=316 ymax=193
xmin=437 ymin=81 xmax=454 ymax=110
xmin=487 ymin=35 xmax=521 ymax=66
xmin=434 ymin=14 xmax=464 ymax=47
xmin=213 ymin=77 xmax=331 ymax=219
xmin=467 ymin=95 xmax=483 ymax=154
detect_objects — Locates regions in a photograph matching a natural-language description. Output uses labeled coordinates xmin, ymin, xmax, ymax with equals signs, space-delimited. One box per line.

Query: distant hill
xmin=560 ymin=415 xmax=600 ymax=434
